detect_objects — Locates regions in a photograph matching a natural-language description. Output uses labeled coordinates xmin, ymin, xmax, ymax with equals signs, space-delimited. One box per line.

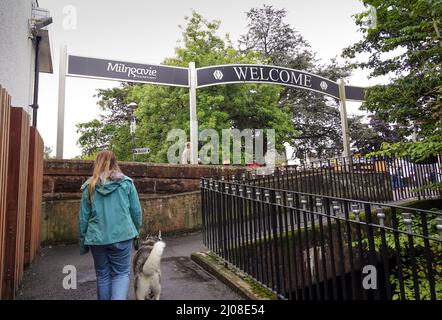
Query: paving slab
xmin=16 ymin=232 xmax=242 ymax=300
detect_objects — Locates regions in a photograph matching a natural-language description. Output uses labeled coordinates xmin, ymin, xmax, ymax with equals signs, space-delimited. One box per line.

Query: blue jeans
xmin=90 ymin=239 xmax=132 ymax=300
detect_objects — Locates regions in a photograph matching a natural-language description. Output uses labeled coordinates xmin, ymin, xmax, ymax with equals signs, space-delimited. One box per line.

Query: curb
xmin=191 ymin=251 xmax=277 ymax=300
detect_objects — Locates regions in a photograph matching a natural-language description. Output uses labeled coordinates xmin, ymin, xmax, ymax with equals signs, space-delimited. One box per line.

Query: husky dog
xmin=133 ymin=231 xmax=166 ymax=300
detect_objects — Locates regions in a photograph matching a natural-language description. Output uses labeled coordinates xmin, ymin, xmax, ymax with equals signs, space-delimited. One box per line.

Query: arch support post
xmin=56 ymin=45 xmax=67 ymax=159
xmin=189 ymin=62 xmax=198 ymax=164
xmin=338 ymin=78 xmax=351 ymax=159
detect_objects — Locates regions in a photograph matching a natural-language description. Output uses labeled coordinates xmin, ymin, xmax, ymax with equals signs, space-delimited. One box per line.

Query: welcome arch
xmin=57 ymin=46 xmax=365 ymax=163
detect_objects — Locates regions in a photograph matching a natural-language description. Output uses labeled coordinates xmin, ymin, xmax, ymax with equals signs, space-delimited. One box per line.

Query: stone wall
xmin=41 ymin=160 xmax=248 ymax=244
xmin=43 ymin=159 xmax=247 ymax=197
xmin=41 ymin=192 xmax=201 ymax=245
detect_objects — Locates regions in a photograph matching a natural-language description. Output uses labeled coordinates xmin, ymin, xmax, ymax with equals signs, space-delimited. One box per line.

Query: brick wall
xmin=41 ymin=160 xmax=248 ymax=244
xmin=43 ymin=159 xmax=248 ymax=199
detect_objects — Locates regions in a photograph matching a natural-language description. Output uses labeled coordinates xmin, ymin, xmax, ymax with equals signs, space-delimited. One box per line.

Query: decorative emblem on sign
xmin=320 ymin=81 xmax=328 ymax=91
xmin=213 ymin=70 xmax=223 ymax=80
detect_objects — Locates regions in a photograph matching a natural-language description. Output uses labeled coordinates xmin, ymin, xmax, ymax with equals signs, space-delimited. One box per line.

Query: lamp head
xmin=128 ymin=102 xmax=138 ymax=110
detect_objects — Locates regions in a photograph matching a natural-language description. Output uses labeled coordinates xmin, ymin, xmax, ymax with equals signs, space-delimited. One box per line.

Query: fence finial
xmin=315 ymin=198 xmax=323 ymax=209
xmin=275 ymin=192 xmax=281 ymax=204
xmin=376 ymin=206 xmax=385 ymax=227
xmin=264 ymin=191 xmax=270 ymax=202
xmin=402 ymin=212 xmax=413 ymax=234
xmin=436 ymin=217 xmax=442 ymax=240
xmin=332 ymin=200 xmax=340 ymax=216
xmin=351 ymin=204 xmax=361 ymax=222
xmin=246 ymin=187 xmax=252 ymax=199
xmin=287 ymin=193 xmax=293 ymax=207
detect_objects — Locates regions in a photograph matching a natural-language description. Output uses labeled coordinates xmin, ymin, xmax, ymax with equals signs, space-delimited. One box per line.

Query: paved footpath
xmin=16 ymin=232 xmax=242 ymax=300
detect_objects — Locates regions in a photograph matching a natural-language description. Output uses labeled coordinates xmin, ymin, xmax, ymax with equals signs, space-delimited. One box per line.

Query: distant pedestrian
xmin=79 ymin=150 xmax=142 ymax=300
xmin=389 ymin=161 xmax=403 ymax=189
xmin=181 ymin=142 xmax=191 ymax=164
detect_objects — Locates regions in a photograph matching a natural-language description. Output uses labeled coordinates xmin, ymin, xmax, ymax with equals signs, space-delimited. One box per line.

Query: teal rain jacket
xmin=79 ymin=171 xmax=142 ymax=255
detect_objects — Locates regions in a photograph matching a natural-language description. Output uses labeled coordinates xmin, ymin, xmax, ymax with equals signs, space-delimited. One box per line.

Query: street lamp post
xmin=128 ymin=102 xmax=138 ymax=161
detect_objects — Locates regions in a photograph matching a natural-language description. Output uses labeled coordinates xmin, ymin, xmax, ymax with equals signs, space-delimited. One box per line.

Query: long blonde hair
xmin=88 ymin=150 xmax=121 ymax=202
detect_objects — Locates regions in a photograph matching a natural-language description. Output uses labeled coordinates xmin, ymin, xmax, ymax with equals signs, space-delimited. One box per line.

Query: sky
xmin=37 ymin=0 xmax=384 ymax=159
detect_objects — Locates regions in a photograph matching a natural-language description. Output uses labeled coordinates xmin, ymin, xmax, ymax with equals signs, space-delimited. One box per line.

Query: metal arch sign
xmin=196 ymin=64 xmax=365 ymax=102
xmin=57 ymin=48 xmax=366 ymax=160
xmin=66 ymin=56 xmax=365 ymax=101
xmin=67 ymin=55 xmax=189 ymax=87
xmin=343 ymin=85 xmax=365 ymax=102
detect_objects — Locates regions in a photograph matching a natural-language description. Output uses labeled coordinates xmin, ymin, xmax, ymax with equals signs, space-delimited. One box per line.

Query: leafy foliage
xmin=353 ymin=208 xmax=442 ymax=300
xmin=343 ymin=0 xmax=442 ymax=160
xmin=240 ymin=5 xmax=393 ymax=159
xmin=78 ymin=11 xmax=296 ymax=162
xmin=239 ymin=5 xmax=314 ymax=67
xmin=76 ymin=85 xmax=140 ymax=160
xmin=350 ymin=115 xmax=402 ymax=155
xmin=43 ymin=145 xmax=54 ymax=160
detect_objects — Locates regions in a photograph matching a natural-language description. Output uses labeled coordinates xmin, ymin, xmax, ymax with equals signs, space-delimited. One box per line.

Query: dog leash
xmin=133 ymin=236 xmax=140 ymax=250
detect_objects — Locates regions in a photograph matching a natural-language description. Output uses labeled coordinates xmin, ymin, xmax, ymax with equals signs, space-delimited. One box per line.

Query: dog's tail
xmin=142 ymin=241 xmax=166 ymax=276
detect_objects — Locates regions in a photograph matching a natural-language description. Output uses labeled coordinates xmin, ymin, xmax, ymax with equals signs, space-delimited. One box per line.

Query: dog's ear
xmin=158 ymin=230 xmax=161 ymax=240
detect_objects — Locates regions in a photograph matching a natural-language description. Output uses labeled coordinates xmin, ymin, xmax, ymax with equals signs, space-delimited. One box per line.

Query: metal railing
xmin=201 ymin=178 xmax=442 ymax=300
xmin=222 ymin=155 xmax=442 ymax=203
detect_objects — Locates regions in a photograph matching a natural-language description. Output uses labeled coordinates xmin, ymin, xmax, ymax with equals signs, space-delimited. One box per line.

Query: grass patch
xmin=202 ymin=251 xmax=277 ymax=300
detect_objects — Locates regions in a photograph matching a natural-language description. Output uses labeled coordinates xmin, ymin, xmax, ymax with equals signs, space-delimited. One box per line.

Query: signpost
xmin=133 ymin=148 xmax=150 ymax=155
xmin=56 ymin=47 xmax=366 ymax=162
xmin=197 ymin=64 xmax=365 ymax=102
xmin=197 ymin=64 xmax=340 ymax=99
xmin=67 ymin=55 xmax=189 ymax=87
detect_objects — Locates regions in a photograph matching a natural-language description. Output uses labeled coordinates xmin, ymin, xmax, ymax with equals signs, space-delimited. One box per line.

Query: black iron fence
xmin=224 ymin=155 xmax=442 ymax=203
xmin=201 ymin=178 xmax=442 ymax=300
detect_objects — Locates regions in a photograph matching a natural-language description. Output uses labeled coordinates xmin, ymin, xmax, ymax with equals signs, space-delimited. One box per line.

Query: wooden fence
xmin=25 ymin=127 xmax=44 ymax=266
xmin=0 ymin=86 xmax=11 ymax=298
xmin=0 ymin=86 xmax=44 ymax=299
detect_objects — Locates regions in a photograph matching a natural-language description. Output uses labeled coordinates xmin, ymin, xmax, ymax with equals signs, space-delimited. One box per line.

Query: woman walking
xmin=79 ymin=150 xmax=142 ymax=300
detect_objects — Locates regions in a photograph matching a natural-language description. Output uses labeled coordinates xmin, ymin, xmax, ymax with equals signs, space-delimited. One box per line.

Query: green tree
xmin=239 ymin=5 xmax=314 ymax=68
xmin=76 ymin=85 xmax=143 ymax=161
xmin=76 ymin=119 xmax=115 ymax=156
xmin=76 ymin=11 xmax=296 ymax=163
xmin=350 ymin=115 xmax=402 ymax=155
xmin=43 ymin=145 xmax=54 ymax=160
xmin=342 ymin=0 xmax=442 ymax=161
xmin=240 ymin=5 xmax=375 ymax=159
xmin=130 ymin=11 xmax=295 ymax=163
xmin=344 ymin=0 xmax=442 ymax=299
